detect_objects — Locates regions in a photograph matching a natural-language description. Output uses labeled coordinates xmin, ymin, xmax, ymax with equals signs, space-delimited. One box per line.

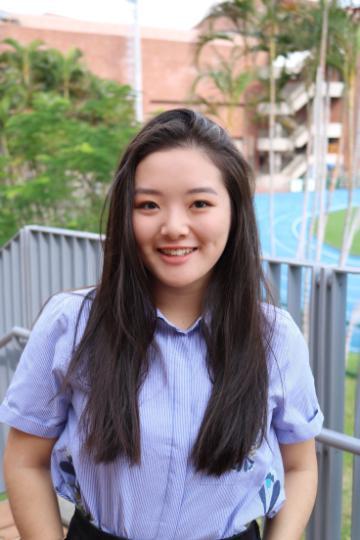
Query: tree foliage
xmin=195 ymin=0 xmax=360 ymax=262
xmin=195 ymin=0 xmax=358 ymax=119
xmin=0 ymin=39 xmax=138 ymax=246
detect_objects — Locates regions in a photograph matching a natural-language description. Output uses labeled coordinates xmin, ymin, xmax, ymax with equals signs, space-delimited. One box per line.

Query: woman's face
xmin=132 ymin=146 xmax=232 ymax=300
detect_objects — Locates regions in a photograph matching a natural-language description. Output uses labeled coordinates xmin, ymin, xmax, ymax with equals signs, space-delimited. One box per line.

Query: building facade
xmin=0 ymin=10 xmax=351 ymax=192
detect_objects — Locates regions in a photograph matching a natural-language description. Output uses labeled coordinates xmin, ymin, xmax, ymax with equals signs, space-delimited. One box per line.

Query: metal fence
xmin=0 ymin=225 xmax=359 ymax=540
xmin=0 ymin=225 xmax=103 ymax=336
xmin=266 ymin=258 xmax=360 ymax=540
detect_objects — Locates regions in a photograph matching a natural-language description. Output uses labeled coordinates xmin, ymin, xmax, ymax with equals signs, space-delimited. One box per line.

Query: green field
xmin=315 ymin=209 xmax=360 ymax=256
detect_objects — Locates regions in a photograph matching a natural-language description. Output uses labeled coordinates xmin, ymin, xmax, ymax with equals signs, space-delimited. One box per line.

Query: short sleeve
xmin=270 ymin=310 xmax=324 ymax=444
xmin=0 ymin=293 xmax=76 ymax=438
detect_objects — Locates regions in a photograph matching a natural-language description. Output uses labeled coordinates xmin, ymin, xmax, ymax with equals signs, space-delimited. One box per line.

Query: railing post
xmin=267 ymin=261 xmax=281 ymax=305
xmin=0 ymin=345 xmax=7 ymax=492
xmin=352 ymin=365 xmax=360 ymax=539
xmin=307 ymin=268 xmax=347 ymax=540
xmin=0 ymin=338 xmax=26 ymax=492
xmin=307 ymin=267 xmax=326 ymax=540
xmin=287 ymin=264 xmax=302 ymax=329
xmin=19 ymin=227 xmax=32 ymax=329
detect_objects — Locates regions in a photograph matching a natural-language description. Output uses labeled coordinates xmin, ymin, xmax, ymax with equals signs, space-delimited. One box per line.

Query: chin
xmin=162 ymin=276 xmax=208 ymax=292
xmin=165 ymin=280 xmax=195 ymax=289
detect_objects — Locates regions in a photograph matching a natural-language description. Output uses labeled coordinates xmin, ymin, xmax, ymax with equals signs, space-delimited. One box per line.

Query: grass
xmin=314 ymin=209 xmax=360 ymax=256
xmin=0 ymin=492 xmax=7 ymax=501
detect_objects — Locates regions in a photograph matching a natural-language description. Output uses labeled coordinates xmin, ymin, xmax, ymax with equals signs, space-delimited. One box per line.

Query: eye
xmin=192 ymin=200 xmax=210 ymax=209
xmin=135 ymin=201 xmax=159 ymax=210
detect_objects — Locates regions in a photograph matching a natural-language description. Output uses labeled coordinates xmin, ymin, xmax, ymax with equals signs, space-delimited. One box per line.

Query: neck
xmin=153 ymin=282 xmax=206 ymax=330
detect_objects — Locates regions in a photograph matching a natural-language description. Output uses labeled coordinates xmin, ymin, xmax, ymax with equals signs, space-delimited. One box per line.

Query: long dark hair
xmin=66 ymin=108 xmax=275 ymax=476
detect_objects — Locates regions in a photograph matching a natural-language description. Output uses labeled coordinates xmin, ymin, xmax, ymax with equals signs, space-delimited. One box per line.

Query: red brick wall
xmin=0 ymin=17 xmax=249 ymax=139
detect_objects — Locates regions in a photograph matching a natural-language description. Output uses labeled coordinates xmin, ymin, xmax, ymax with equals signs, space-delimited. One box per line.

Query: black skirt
xmin=65 ymin=508 xmax=261 ymax=540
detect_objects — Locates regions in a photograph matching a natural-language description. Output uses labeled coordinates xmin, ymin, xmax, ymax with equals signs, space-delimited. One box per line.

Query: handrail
xmin=317 ymin=427 xmax=360 ymax=455
xmin=0 ymin=327 xmax=30 ymax=350
xmin=0 ymin=224 xmax=104 ymax=254
xmin=263 ymin=255 xmax=360 ymax=274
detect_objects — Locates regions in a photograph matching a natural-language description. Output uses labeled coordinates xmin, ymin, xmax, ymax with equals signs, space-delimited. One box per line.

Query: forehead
xmin=134 ymin=147 xmax=225 ymax=191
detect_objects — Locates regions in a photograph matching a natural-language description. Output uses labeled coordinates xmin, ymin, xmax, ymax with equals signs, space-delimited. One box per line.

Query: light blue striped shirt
xmin=0 ymin=290 xmax=323 ymax=539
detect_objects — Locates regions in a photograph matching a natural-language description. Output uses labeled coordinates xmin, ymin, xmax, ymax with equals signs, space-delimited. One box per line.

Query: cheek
xmin=206 ymin=211 xmax=231 ymax=245
xmin=132 ymin=216 xmax=145 ymax=249
xmin=222 ymin=202 xmax=232 ymax=244
xmin=132 ymin=216 xmax=155 ymax=251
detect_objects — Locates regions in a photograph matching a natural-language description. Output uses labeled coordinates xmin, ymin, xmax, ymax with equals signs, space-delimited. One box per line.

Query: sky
xmin=0 ymin=0 xmax=220 ymax=30
xmin=1 ymin=0 xmax=359 ymax=29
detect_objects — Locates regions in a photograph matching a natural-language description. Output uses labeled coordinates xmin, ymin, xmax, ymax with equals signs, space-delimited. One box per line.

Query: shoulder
xmin=261 ymin=303 xmax=308 ymax=372
xmin=30 ymin=287 xmax=95 ymax=350
xmin=262 ymin=306 xmax=324 ymax=442
xmin=261 ymin=303 xmax=303 ymax=344
xmin=37 ymin=287 xmax=94 ymax=326
xmin=0 ymin=290 xmax=96 ymax=437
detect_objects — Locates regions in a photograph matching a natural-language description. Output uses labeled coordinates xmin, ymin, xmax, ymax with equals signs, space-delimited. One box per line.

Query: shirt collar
xmin=156 ymin=309 xmax=203 ymax=335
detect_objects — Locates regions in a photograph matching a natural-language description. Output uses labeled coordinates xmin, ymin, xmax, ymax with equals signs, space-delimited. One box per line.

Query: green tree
xmin=34 ymin=47 xmax=90 ymax=99
xmin=0 ymin=38 xmax=45 ymax=105
xmin=0 ymin=39 xmax=138 ymax=246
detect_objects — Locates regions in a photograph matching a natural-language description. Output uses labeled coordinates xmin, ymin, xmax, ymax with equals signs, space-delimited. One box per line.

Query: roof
xmin=0 ymin=12 xmax=200 ymax=43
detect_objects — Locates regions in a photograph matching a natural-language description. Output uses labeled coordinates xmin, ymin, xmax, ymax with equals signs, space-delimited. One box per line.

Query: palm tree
xmin=192 ymin=48 xmax=255 ymax=131
xmin=338 ymin=7 xmax=360 ymax=267
xmin=195 ymin=0 xmax=258 ymax=160
xmin=200 ymin=0 xmax=257 ymax=68
xmin=283 ymin=1 xmax=356 ymax=262
xmin=196 ymin=0 xmax=300 ymax=256
xmin=1 ymin=38 xmax=44 ymax=104
xmin=339 ymin=97 xmax=360 ymax=267
xmin=254 ymin=0 xmax=282 ymax=256
xmin=313 ymin=0 xmax=330 ymax=263
xmin=39 ymin=47 xmax=88 ymax=99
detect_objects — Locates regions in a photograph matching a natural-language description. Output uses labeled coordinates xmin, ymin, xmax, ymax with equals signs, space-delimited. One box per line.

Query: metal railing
xmin=0 ymin=225 xmax=103 ymax=337
xmin=0 ymin=226 xmax=359 ymax=540
xmin=265 ymin=257 xmax=360 ymax=540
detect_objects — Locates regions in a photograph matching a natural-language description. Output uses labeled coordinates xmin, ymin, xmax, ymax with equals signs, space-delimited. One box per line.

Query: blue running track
xmin=254 ymin=189 xmax=360 ymax=352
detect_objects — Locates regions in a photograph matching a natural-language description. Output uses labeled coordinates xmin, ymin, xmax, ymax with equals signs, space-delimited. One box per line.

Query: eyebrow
xmin=134 ymin=187 xmax=219 ymax=195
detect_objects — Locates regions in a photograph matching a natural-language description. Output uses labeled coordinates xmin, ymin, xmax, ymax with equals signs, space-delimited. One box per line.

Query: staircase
xmin=257 ymin=77 xmax=344 ymax=188
xmin=282 ymin=154 xmax=308 ymax=179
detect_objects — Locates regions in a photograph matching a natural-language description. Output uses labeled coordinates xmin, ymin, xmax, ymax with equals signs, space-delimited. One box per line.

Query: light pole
xmin=128 ymin=0 xmax=143 ymax=123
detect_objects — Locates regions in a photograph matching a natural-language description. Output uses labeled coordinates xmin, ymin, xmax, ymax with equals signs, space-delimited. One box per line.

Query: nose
xmin=160 ymin=208 xmax=190 ymax=239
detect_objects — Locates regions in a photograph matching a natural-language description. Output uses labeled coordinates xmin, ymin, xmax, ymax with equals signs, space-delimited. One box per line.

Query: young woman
xmin=0 ymin=109 xmax=323 ymax=540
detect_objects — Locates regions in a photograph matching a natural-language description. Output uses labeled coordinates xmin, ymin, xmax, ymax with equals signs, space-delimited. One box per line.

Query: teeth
xmin=160 ymin=248 xmax=195 ymax=256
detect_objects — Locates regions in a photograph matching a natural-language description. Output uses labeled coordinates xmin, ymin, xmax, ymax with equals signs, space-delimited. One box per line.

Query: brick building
xmin=0 ymin=10 xmax=352 ymax=191
xmin=0 ymin=12 xmax=246 ymax=133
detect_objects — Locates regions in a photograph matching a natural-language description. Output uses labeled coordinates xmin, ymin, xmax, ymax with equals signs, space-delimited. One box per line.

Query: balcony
xmin=257 ymin=123 xmax=342 ymax=154
xmin=258 ymin=81 xmax=344 ymax=116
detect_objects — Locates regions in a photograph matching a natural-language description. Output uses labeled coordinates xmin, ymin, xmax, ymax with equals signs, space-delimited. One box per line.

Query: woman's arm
xmin=263 ymin=438 xmax=318 ymax=540
xmin=4 ymin=427 xmax=64 ymax=540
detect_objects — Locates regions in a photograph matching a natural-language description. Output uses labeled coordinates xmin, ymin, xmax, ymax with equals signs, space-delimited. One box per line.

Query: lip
xmin=157 ymin=246 xmax=198 ymax=265
xmin=157 ymin=246 xmax=197 ymax=250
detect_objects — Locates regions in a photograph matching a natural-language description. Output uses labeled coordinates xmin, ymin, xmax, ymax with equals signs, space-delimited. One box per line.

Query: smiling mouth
xmin=158 ymin=248 xmax=197 ymax=256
